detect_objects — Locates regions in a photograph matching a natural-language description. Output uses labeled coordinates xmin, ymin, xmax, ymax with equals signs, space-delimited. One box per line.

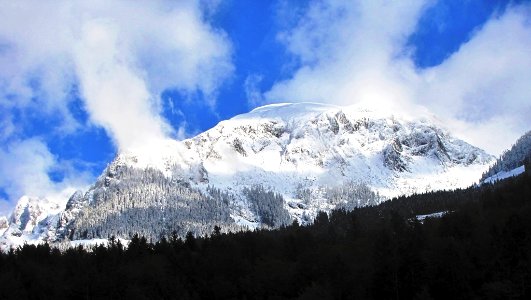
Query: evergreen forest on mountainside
xmin=1 ymin=160 xmax=530 ymax=300
xmin=481 ymin=130 xmax=531 ymax=181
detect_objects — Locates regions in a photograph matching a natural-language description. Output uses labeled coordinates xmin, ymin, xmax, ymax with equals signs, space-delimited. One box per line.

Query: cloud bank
xmin=0 ymin=1 xmax=233 ymax=210
xmin=266 ymin=0 xmax=531 ymax=155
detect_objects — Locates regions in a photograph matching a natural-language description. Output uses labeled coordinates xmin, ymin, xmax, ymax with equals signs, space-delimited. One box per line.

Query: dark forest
xmin=1 ymin=166 xmax=530 ymax=300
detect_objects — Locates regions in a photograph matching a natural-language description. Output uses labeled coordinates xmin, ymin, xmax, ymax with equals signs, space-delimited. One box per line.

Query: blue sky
xmin=0 ymin=0 xmax=530 ymax=215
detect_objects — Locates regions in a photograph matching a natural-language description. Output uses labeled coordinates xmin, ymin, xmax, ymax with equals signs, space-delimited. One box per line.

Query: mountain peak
xmin=1 ymin=102 xmax=495 ymax=248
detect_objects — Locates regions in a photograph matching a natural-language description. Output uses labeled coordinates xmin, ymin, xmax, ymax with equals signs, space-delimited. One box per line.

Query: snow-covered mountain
xmin=1 ymin=103 xmax=494 ymax=249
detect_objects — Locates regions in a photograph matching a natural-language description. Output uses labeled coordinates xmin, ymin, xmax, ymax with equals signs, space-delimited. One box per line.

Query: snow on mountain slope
xmin=171 ymin=102 xmax=491 ymax=201
xmin=119 ymin=102 xmax=491 ymax=196
xmin=1 ymin=103 xmax=495 ymax=248
xmin=480 ymin=130 xmax=531 ymax=182
xmin=482 ymin=165 xmax=525 ymax=184
xmin=0 ymin=188 xmax=81 ymax=250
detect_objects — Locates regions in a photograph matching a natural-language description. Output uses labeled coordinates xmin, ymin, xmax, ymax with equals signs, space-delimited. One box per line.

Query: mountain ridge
xmin=1 ymin=103 xmax=494 ymax=249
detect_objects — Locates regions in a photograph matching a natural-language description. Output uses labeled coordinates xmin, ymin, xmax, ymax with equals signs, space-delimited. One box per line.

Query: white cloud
xmin=244 ymin=74 xmax=265 ymax=108
xmin=0 ymin=138 xmax=92 ymax=215
xmin=0 ymin=1 xmax=233 ymax=213
xmin=73 ymin=18 xmax=170 ymax=149
xmin=0 ymin=0 xmax=233 ymax=149
xmin=267 ymin=0 xmax=427 ymax=110
xmin=0 ymin=139 xmax=55 ymax=201
xmin=266 ymin=0 xmax=531 ymax=155
xmin=418 ymin=6 xmax=531 ymax=152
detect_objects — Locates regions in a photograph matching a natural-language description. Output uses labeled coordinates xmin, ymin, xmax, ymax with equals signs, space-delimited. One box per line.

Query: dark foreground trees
xmin=1 ymin=170 xmax=530 ymax=299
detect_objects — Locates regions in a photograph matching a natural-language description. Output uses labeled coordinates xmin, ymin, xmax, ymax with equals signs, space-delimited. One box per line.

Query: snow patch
xmin=230 ymin=214 xmax=259 ymax=230
xmin=416 ymin=211 xmax=448 ymax=222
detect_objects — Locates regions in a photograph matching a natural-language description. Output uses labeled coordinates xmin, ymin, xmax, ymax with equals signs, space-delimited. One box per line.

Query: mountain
xmin=481 ymin=130 xmax=531 ymax=183
xmin=1 ymin=103 xmax=494 ymax=248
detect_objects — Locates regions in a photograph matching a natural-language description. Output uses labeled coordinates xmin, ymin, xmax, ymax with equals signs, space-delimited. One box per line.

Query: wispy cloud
xmin=244 ymin=74 xmax=265 ymax=108
xmin=266 ymin=0 xmax=531 ymax=155
xmin=0 ymin=138 xmax=93 ymax=215
xmin=0 ymin=0 xmax=233 ymax=150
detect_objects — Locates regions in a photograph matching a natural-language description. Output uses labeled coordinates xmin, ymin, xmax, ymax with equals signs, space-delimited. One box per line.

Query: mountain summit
xmin=1 ymin=103 xmax=494 ymax=248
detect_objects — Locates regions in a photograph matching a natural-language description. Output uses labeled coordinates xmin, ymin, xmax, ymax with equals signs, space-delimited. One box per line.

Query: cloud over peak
xmin=266 ymin=0 xmax=531 ymax=155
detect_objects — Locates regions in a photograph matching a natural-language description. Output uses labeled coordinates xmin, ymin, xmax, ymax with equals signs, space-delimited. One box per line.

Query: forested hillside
xmin=1 ymin=168 xmax=530 ymax=299
xmin=482 ymin=130 xmax=531 ymax=181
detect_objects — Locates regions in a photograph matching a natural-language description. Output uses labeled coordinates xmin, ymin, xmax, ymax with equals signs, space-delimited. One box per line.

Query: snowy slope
xmin=0 ymin=188 xmax=81 ymax=250
xmin=415 ymin=211 xmax=448 ymax=222
xmin=482 ymin=165 xmax=525 ymax=184
xmin=186 ymin=102 xmax=491 ymax=196
xmin=114 ymin=102 xmax=491 ymax=197
xmin=1 ymin=103 xmax=495 ymax=248
xmin=480 ymin=130 xmax=531 ymax=182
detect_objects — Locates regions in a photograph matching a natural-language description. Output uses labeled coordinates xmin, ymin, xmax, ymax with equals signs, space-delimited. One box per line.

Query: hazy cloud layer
xmin=0 ymin=1 xmax=232 ymax=208
xmin=266 ymin=0 xmax=531 ymax=155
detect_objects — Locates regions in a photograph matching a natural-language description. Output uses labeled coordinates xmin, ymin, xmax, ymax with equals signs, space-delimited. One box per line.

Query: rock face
xmin=1 ymin=103 xmax=494 ymax=246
